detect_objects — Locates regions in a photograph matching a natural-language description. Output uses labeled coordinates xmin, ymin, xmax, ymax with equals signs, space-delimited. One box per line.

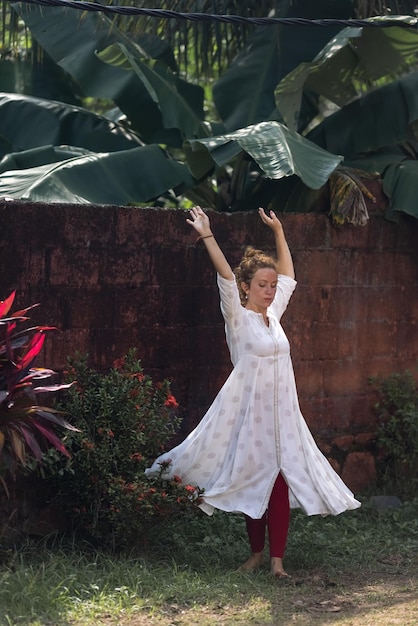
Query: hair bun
xmin=242 ymin=246 xmax=262 ymax=260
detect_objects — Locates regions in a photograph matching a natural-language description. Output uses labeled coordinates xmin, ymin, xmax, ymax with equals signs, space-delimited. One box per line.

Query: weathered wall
xmin=1 ymin=199 xmax=417 ymax=493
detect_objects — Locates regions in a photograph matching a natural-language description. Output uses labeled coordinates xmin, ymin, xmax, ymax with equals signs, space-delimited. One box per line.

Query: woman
xmin=146 ymin=206 xmax=361 ymax=577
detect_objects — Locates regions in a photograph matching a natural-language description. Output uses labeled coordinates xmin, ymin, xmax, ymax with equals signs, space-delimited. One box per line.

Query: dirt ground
xmin=97 ymin=561 xmax=417 ymax=626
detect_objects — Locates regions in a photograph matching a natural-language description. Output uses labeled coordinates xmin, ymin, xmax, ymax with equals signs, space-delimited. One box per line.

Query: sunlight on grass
xmin=0 ymin=498 xmax=417 ymax=625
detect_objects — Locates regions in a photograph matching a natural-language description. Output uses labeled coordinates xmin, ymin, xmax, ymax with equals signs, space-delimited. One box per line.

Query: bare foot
xmin=270 ymin=557 xmax=290 ymax=578
xmin=237 ymin=552 xmax=263 ymax=572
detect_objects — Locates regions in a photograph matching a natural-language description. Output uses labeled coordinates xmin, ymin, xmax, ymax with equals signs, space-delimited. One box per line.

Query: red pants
xmin=244 ymin=472 xmax=290 ymax=558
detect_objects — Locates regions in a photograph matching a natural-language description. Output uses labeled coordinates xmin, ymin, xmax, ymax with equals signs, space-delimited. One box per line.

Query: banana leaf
xmin=13 ymin=3 xmax=204 ymax=145
xmin=96 ymin=43 xmax=206 ymax=140
xmin=346 ymin=151 xmax=418 ymax=220
xmin=187 ymin=121 xmax=342 ymax=190
xmin=0 ymin=59 xmax=32 ymax=94
xmin=0 ymin=93 xmax=143 ymax=158
xmin=212 ymin=0 xmax=352 ymax=132
xmin=0 ymin=146 xmax=90 ymax=174
xmin=212 ymin=26 xmax=283 ymax=132
xmin=0 ymin=33 xmax=79 ymax=103
xmin=307 ymin=71 xmax=418 ymax=158
xmin=379 ymin=159 xmax=418 ymax=220
xmin=275 ymin=16 xmax=418 ymax=131
xmin=0 ymin=145 xmax=195 ymax=204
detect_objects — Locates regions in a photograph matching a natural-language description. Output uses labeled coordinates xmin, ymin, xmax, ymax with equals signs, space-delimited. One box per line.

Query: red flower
xmin=113 ymin=357 xmax=125 ymax=370
xmin=164 ymin=394 xmax=178 ymax=409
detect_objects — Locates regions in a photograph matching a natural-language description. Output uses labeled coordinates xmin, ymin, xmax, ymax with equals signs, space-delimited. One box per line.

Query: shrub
xmin=372 ymin=370 xmax=418 ymax=498
xmin=0 ymin=291 xmax=76 ymax=495
xmin=40 ymin=350 xmax=203 ymax=550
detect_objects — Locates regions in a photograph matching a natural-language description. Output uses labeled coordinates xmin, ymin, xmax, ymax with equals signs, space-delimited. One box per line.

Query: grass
xmin=0 ymin=497 xmax=417 ymax=625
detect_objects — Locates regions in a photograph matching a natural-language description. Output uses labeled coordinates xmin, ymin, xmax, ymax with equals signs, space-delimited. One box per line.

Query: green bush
xmin=40 ymin=350 xmax=203 ymax=550
xmin=372 ymin=370 xmax=418 ymax=497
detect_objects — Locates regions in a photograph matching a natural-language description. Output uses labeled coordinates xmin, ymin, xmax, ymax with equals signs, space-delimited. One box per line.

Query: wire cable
xmin=7 ymin=0 xmax=418 ymax=28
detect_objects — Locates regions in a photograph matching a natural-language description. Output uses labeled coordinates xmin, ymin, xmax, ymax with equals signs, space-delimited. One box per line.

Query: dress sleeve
xmin=269 ymin=274 xmax=297 ymax=320
xmin=217 ymin=273 xmax=243 ymax=330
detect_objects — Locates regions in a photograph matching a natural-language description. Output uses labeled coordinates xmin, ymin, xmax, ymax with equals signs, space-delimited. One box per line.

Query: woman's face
xmin=242 ymin=267 xmax=277 ymax=312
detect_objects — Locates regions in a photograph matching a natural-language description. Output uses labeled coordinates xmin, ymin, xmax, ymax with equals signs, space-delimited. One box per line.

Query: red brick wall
xmin=1 ymin=200 xmax=417 ymax=491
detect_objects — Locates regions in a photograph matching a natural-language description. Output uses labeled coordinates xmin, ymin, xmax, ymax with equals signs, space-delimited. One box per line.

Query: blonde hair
xmin=234 ymin=246 xmax=278 ymax=306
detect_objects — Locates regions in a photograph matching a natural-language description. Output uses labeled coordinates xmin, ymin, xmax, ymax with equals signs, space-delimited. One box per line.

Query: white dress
xmin=146 ymin=274 xmax=361 ymax=518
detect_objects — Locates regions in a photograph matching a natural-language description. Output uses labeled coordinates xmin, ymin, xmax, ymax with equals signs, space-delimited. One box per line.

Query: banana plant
xmin=1 ymin=1 xmax=418 ymax=221
xmin=274 ymin=16 xmax=418 ymax=132
xmin=0 ymin=94 xmax=195 ymax=204
xmin=0 ymin=3 xmax=346 ymax=209
xmin=0 ymin=291 xmax=78 ymax=494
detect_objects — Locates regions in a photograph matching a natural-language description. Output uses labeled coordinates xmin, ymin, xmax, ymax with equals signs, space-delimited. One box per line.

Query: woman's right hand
xmin=186 ymin=206 xmax=234 ymax=280
xmin=258 ymin=207 xmax=283 ymax=233
xmin=186 ymin=206 xmax=212 ymax=237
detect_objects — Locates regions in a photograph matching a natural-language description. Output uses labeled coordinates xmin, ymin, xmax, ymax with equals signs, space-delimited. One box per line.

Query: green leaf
xmin=0 ymin=145 xmax=195 ymax=204
xmin=188 ymin=121 xmax=342 ymax=189
xmin=381 ymin=159 xmax=418 ymax=220
xmin=307 ymin=71 xmax=418 ymax=158
xmin=0 ymin=146 xmax=90 ymax=174
xmin=338 ymin=151 xmax=418 ymax=220
xmin=213 ymin=0 xmax=353 ymax=131
xmin=97 ymin=43 xmax=205 ymax=140
xmin=274 ymin=27 xmax=362 ymax=130
xmin=212 ymin=26 xmax=282 ymax=132
xmin=13 ymin=3 xmax=203 ymax=145
xmin=0 ymin=93 xmax=143 ymax=158
xmin=344 ymin=151 xmax=407 ymax=175
xmin=276 ymin=17 xmax=418 ymax=131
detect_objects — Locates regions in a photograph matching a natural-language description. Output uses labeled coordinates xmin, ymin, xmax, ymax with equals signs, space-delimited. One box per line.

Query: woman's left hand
xmin=258 ymin=207 xmax=283 ymax=232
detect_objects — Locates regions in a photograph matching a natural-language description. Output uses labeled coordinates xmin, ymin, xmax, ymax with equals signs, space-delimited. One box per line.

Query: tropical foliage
xmin=1 ymin=0 xmax=418 ymax=221
xmin=0 ymin=291 xmax=76 ymax=494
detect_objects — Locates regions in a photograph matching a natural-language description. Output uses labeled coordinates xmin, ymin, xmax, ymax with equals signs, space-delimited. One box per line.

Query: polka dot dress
xmin=146 ymin=274 xmax=361 ymax=518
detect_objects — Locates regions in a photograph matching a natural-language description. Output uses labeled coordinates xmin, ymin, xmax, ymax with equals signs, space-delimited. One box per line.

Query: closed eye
xmin=257 ymin=282 xmax=277 ymax=289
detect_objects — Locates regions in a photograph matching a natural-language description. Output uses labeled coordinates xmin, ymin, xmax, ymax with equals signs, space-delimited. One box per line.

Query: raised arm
xmin=186 ymin=206 xmax=235 ymax=280
xmin=258 ymin=208 xmax=295 ymax=279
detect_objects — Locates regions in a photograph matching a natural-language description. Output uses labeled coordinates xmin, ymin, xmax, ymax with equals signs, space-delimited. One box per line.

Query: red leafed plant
xmin=0 ymin=291 xmax=77 ymax=494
